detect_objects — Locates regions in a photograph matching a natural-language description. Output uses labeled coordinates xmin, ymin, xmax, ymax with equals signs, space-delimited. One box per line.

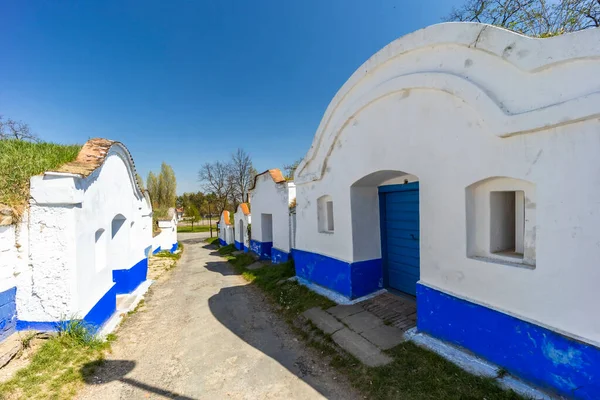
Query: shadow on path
xmin=81 ymin=360 xmax=196 ymax=400
xmin=205 ymin=259 xmax=351 ymax=399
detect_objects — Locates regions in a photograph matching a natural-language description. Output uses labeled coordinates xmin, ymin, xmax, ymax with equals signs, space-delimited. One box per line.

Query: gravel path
xmin=77 ymin=232 xmax=359 ymax=400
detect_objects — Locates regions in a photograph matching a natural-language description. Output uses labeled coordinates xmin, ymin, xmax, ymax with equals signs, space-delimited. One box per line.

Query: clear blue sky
xmin=1 ymin=0 xmax=460 ymax=194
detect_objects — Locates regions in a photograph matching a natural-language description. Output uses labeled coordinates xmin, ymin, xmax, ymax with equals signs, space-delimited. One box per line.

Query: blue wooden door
xmin=379 ymin=182 xmax=420 ymax=296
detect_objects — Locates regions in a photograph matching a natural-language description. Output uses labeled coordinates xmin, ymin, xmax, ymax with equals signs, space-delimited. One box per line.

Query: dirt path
xmin=77 ymin=233 xmax=360 ymax=400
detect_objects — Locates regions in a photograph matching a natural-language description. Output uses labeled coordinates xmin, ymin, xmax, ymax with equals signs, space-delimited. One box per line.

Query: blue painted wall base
xmin=417 ymin=283 xmax=600 ymax=399
xmin=17 ymin=283 xmax=117 ymax=333
xmin=170 ymin=242 xmax=178 ymax=253
xmin=250 ymin=240 xmax=272 ymax=260
xmin=152 ymin=246 xmax=161 ymax=255
xmin=219 ymin=238 xmax=226 ymax=246
xmin=113 ymin=258 xmax=148 ymax=295
xmin=292 ymin=249 xmax=382 ymax=299
xmin=0 ymin=287 xmax=17 ymax=342
xmin=234 ymin=240 xmax=242 ymax=251
xmin=271 ymin=247 xmax=290 ymax=264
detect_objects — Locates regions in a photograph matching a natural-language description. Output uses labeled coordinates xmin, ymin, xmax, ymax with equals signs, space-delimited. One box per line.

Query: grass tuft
xmin=217 ymin=244 xmax=236 ymax=256
xmin=0 ymin=139 xmax=81 ymax=215
xmin=0 ymin=318 xmax=112 ymax=399
xmin=205 ymin=237 xmax=220 ymax=246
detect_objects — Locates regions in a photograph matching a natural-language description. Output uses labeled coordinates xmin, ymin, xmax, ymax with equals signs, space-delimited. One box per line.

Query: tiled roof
xmin=51 ymin=138 xmax=145 ymax=196
xmin=249 ymin=168 xmax=286 ymax=191
xmin=221 ymin=210 xmax=232 ymax=225
xmin=239 ymin=203 xmax=250 ymax=215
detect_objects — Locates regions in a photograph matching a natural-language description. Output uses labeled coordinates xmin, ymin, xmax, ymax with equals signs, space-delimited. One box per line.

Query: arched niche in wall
xmin=466 ymin=177 xmax=536 ymax=267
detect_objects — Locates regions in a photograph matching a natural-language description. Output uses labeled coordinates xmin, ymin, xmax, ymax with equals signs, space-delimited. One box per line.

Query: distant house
xmin=176 ymin=207 xmax=184 ymax=219
xmin=218 ymin=210 xmax=233 ymax=246
xmin=248 ymin=169 xmax=295 ymax=263
xmin=233 ymin=203 xmax=251 ymax=252
xmin=0 ymin=138 xmax=153 ymax=340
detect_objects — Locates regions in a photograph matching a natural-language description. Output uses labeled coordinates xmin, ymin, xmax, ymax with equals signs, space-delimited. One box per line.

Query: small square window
xmin=466 ymin=177 xmax=535 ymax=268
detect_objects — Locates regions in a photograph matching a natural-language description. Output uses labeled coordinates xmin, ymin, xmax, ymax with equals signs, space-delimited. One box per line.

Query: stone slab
xmin=360 ymin=324 xmax=406 ymax=350
xmin=326 ymin=304 xmax=364 ymax=319
xmin=302 ymin=307 xmax=344 ymax=335
xmin=341 ymin=311 xmax=384 ymax=333
xmin=331 ymin=328 xmax=392 ymax=367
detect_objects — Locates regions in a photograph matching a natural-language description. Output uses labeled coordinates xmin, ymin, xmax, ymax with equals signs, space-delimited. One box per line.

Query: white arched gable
xmin=295 ymin=22 xmax=600 ymax=184
xmin=90 ymin=143 xmax=147 ymax=203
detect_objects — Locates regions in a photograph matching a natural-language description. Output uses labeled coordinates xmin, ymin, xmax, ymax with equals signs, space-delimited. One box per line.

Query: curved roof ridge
xmin=221 ymin=210 xmax=232 ymax=225
xmin=249 ymin=168 xmax=286 ymax=191
xmin=238 ymin=203 xmax=250 ymax=215
xmin=52 ymin=138 xmax=146 ymax=198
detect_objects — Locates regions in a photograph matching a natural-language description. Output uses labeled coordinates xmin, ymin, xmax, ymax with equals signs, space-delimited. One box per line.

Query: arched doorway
xmin=351 ymin=170 xmax=420 ymax=296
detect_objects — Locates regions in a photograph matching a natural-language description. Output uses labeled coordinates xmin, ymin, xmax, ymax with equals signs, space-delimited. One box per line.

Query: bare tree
xmin=0 ymin=116 xmax=38 ymax=141
xmin=230 ymin=148 xmax=256 ymax=206
xmin=198 ymin=161 xmax=235 ymax=214
xmin=283 ymin=158 xmax=303 ymax=180
xmin=446 ymin=0 xmax=600 ymax=36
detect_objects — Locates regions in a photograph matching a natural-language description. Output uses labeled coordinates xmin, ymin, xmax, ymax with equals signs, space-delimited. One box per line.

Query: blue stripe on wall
xmin=219 ymin=238 xmax=227 ymax=246
xmin=0 ymin=287 xmax=17 ymax=341
xmin=112 ymin=258 xmax=148 ymax=295
xmin=292 ymin=249 xmax=382 ymax=299
xmin=234 ymin=240 xmax=242 ymax=251
xmin=250 ymin=240 xmax=272 ymax=260
xmin=17 ymin=283 xmax=117 ymax=333
xmin=152 ymin=246 xmax=161 ymax=255
xmin=271 ymin=248 xmax=290 ymax=264
xmin=170 ymin=242 xmax=178 ymax=253
xmin=417 ymin=283 xmax=600 ymax=399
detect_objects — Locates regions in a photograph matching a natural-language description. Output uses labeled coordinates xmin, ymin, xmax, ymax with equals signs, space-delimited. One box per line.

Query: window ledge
xmin=470 ymin=255 xmax=536 ymax=270
xmin=318 ymin=230 xmax=335 ymax=235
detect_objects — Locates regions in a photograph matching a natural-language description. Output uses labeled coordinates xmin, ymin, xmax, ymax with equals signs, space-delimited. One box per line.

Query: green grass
xmin=205 ymin=236 xmax=220 ymax=246
xmin=177 ymin=225 xmax=216 ymax=233
xmin=219 ymin=252 xmax=520 ymax=400
xmin=217 ymin=244 xmax=236 ymax=256
xmin=0 ymin=320 xmax=113 ymax=400
xmin=0 ymin=139 xmax=81 ymax=214
xmin=154 ymin=243 xmax=183 ymax=261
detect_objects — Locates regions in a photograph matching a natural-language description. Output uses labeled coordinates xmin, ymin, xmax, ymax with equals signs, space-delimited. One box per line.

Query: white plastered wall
xmin=157 ymin=215 xmax=178 ymax=251
xmin=219 ymin=212 xmax=234 ymax=245
xmin=249 ymin=174 xmax=295 ymax=253
xmin=18 ymin=145 xmax=152 ymax=322
xmin=234 ymin=206 xmax=251 ymax=248
xmin=294 ymin=23 xmax=600 ymax=346
xmin=1 ymin=218 xmax=28 ymax=296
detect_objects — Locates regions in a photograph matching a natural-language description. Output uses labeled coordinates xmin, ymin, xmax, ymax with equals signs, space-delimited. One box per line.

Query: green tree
xmin=185 ymin=204 xmax=200 ymax=231
xmin=158 ymin=162 xmax=177 ymax=208
xmin=146 ymin=171 xmax=159 ymax=208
